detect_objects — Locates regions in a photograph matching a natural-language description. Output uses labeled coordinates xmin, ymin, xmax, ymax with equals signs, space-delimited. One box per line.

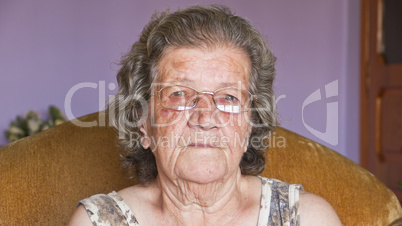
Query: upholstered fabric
xmin=0 ymin=112 xmax=401 ymax=225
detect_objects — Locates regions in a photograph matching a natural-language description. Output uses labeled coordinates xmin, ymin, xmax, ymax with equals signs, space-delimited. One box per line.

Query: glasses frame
xmin=152 ymin=84 xmax=257 ymax=113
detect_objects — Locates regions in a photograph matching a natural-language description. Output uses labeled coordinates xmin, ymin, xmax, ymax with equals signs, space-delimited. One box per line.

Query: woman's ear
xmin=139 ymin=126 xmax=151 ymax=150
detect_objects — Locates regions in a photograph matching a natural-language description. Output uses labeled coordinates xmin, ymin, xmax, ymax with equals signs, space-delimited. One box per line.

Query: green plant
xmin=4 ymin=106 xmax=67 ymax=143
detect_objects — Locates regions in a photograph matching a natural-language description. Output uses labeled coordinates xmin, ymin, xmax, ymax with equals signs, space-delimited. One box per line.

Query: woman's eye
xmin=224 ymin=95 xmax=238 ymax=102
xmin=172 ymin=91 xmax=185 ymax=97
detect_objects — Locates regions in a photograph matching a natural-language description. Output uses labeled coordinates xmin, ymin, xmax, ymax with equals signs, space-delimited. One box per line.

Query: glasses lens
xmin=160 ymin=86 xmax=197 ymax=110
xmin=214 ymin=88 xmax=251 ymax=113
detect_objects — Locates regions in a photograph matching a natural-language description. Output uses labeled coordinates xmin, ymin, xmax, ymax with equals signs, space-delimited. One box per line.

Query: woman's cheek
xmin=160 ymin=109 xmax=169 ymax=118
xmin=215 ymin=111 xmax=247 ymax=128
xmin=153 ymin=109 xmax=186 ymax=142
xmin=213 ymin=111 xmax=233 ymax=127
xmin=155 ymin=109 xmax=186 ymax=125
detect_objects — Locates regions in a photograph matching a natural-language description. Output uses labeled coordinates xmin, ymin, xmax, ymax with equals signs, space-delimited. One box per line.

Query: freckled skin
xmin=142 ymin=46 xmax=253 ymax=185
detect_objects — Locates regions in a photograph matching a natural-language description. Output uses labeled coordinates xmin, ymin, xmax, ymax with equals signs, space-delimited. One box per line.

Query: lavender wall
xmin=0 ymin=0 xmax=361 ymax=163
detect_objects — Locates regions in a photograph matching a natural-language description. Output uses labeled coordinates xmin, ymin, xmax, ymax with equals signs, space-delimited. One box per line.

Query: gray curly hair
xmin=108 ymin=5 xmax=277 ymax=184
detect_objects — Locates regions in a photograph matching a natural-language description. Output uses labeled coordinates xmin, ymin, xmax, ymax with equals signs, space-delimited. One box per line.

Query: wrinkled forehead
xmin=153 ymin=46 xmax=252 ymax=91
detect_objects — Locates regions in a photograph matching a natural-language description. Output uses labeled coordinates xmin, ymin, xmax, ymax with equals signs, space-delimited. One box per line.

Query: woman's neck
xmin=155 ymin=169 xmax=251 ymax=225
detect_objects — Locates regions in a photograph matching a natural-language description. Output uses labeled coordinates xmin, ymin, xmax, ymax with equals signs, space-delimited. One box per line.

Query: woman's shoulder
xmin=299 ymin=191 xmax=342 ymax=225
xmin=68 ymin=205 xmax=93 ymax=226
xmin=258 ymin=177 xmax=341 ymax=225
xmin=117 ymin=183 xmax=162 ymax=224
xmin=68 ymin=190 xmax=140 ymax=226
xmin=117 ymin=183 xmax=160 ymax=208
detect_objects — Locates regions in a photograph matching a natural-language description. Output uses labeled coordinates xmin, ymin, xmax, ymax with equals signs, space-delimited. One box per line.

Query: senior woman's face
xmin=141 ymin=46 xmax=252 ymax=184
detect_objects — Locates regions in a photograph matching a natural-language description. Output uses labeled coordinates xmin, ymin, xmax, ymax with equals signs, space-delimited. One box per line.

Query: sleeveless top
xmin=79 ymin=177 xmax=303 ymax=225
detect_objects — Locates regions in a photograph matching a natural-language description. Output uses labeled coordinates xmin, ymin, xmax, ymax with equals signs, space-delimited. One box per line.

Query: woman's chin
xmin=182 ymin=166 xmax=227 ymax=184
xmin=175 ymin=151 xmax=229 ymax=184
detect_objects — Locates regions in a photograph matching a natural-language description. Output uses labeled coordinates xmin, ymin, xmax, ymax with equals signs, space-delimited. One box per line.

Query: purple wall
xmin=0 ymin=0 xmax=361 ymax=163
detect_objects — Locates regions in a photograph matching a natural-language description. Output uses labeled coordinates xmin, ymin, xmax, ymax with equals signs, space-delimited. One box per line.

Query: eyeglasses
xmin=153 ymin=85 xmax=256 ymax=113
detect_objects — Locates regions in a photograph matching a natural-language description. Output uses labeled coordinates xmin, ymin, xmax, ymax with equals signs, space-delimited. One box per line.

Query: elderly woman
xmin=69 ymin=5 xmax=341 ymax=225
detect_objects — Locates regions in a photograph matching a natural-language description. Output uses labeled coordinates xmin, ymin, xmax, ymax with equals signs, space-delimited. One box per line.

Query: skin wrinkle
xmin=157 ymin=171 xmax=246 ymax=225
xmin=138 ymin=46 xmax=258 ymax=225
xmin=158 ymin=46 xmax=249 ymax=90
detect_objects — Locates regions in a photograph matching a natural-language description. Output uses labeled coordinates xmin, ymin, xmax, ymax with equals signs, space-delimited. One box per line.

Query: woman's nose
xmin=188 ymin=94 xmax=217 ymax=129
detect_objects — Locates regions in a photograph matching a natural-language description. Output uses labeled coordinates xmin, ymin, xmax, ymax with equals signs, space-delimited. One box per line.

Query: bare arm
xmin=300 ymin=191 xmax=342 ymax=226
xmin=67 ymin=205 xmax=93 ymax=226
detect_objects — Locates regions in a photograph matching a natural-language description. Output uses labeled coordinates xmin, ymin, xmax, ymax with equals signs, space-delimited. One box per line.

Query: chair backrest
xmin=0 ymin=112 xmax=401 ymax=225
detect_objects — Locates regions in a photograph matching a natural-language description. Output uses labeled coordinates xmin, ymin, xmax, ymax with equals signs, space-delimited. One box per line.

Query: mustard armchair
xmin=0 ymin=112 xmax=401 ymax=225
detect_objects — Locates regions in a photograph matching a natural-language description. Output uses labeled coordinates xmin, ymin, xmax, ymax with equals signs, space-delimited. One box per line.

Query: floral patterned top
xmin=79 ymin=177 xmax=303 ymax=225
